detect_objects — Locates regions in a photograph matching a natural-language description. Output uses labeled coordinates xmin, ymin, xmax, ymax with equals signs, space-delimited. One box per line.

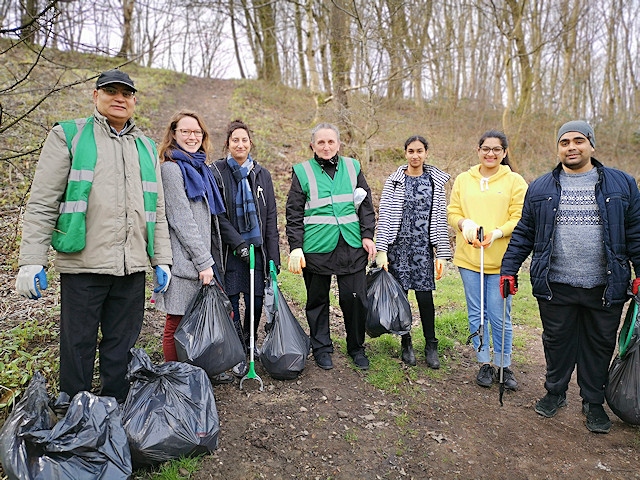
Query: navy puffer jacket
xmin=501 ymin=159 xmax=640 ymax=306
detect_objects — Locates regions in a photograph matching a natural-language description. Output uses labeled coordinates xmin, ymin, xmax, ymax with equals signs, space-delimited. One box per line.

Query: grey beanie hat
xmin=557 ymin=120 xmax=595 ymax=147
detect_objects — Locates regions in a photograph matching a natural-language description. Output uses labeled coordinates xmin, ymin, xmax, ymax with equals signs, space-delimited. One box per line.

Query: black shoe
xmin=425 ymin=339 xmax=440 ymax=369
xmin=210 ymin=372 xmax=234 ymax=385
xmin=351 ymin=352 xmax=370 ymax=370
xmin=494 ymin=367 xmax=518 ymax=391
xmin=534 ymin=392 xmax=567 ymax=418
xmin=401 ymin=334 xmax=416 ymax=366
xmin=476 ymin=364 xmax=495 ymax=388
xmin=585 ymin=403 xmax=611 ymax=433
xmin=314 ymin=352 xmax=333 ymax=370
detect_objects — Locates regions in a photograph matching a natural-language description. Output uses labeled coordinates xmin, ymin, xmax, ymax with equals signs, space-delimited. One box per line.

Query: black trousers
xmin=537 ymin=282 xmax=622 ymax=404
xmin=403 ymin=290 xmax=436 ymax=341
xmin=59 ymin=272 xmax=145 ymax=402
xmin=303 ymin=269 xmax=367 ymax=357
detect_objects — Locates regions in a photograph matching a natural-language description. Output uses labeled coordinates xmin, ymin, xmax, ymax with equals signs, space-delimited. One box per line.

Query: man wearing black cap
xmin=500 ymin=120 xmax=640 ymax=433
xmin=15 ymin=69 xmax=172 ymax=402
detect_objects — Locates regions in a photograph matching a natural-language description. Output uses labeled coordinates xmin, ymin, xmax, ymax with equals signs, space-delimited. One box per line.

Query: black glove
xmin=235 ymin=242 xmax=250 ymax=264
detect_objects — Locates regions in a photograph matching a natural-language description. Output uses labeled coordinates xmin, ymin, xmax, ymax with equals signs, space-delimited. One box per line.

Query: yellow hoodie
xmin=448 ymin=164 xmax=528 ymax=274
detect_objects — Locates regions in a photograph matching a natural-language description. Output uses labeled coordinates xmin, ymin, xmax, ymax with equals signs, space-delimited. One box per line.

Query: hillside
xmin=3 ymin=51 xmax=640 ymax=479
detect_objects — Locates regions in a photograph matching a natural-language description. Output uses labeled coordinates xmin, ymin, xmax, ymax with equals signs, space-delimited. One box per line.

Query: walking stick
xmin=240 ymin=244 xmax=264 ymax=391
xmin=499 ymin=277 xmax=509 ymax=406
xmin=466 ymin=227 xmax=485 ymax=351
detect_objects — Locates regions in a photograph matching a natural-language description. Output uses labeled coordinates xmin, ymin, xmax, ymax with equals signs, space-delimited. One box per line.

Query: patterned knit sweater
xmin=548 ymin=167 xmax=606 ymax=288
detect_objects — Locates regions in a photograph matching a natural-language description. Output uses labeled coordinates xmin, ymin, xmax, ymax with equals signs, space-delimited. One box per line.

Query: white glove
xmin=154 ymin=265 xmax=171 ymax=293
xmin=461 ymin=219 xmax=480 ymax=244
xmin=16 ymin=265 xmax=48 ymax=299
xmin=288 ymin=248 xmax=306 ymax=274
xmin=481 ymin=229 xmax=503 ymax=248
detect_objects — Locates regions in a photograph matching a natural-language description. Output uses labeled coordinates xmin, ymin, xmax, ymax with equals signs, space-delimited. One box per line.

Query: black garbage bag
xmin=605 ymin=297 xmax=640 ymax=424
xmin=121 ymin=348 xmax=219 ymax=467
xmin=174 ymin=282 xmax=245 ymax=376
xmin=0 ymin=372 xmax=132 ymax=480
xmin=260 ymin=261 xmax=311 ymax=380
xmin=365 ymin=267 xmax=412 ymax=338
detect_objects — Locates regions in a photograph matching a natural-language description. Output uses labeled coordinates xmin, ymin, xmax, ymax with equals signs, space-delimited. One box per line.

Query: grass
xmin=133 ymin=455 xmax=203 ymax=480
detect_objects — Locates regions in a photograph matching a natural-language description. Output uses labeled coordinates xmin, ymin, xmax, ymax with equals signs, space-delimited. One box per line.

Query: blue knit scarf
xmin=227 ymin=155 xmax=262 ymax=246
xmin=170 ymin=147 xmax=225 ymax=215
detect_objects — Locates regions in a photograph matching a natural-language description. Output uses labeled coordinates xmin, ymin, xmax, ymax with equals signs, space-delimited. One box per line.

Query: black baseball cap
xmin=95 ymin=69 xmax=136 ymax=92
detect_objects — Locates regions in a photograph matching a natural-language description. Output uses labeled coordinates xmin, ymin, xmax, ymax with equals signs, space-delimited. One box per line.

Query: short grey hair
xmin=311 ymin=123 xmax=340 ymax=143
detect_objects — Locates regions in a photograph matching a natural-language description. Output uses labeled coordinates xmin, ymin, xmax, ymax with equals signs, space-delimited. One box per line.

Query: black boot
xmin=401 ymin=334 xmax=416 ymax=366
xmin=425 ymin=338 xmax=440 ymax=369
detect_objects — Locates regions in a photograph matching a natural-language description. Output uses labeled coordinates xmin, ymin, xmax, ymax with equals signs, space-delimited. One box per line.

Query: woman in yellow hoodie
xmin=448 ymin=130 xmax=528 ymax=390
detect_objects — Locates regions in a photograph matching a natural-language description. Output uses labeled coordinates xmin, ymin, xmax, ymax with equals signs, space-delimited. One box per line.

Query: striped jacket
xmin=375 ymin=164 xmax=452 ymax=259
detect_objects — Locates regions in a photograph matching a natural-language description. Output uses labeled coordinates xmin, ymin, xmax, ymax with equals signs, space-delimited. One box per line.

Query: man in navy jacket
xmin=500 ymin=120 xmax=640 ymax=433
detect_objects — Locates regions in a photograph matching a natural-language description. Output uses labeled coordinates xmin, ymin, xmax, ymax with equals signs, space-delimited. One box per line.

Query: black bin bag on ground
xmin=365 ymin=267 xmax=412 ymax=338
xmin=260 ymin=260 xmax=311 ymax=380
xmin=121 ymin=348 xmax=219 ymax=467
xmin=605 ymin=295 xmax=640 ymax=425
xmin=0 ymin=371 xmax=132 ymax=480
xmin=174 ymin=282 xmax=245 ymax=376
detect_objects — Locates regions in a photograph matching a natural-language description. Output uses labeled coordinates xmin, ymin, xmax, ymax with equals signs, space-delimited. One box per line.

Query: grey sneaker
xmin=534 ymin=392 xmax=567 ymax=418
xmin=584 ymin=403 xmax=611 ymax=433
xmin=232 ymin=360 xmax=248 ymax=377
xmin=476 ymin=364 xmax=495 ymax=388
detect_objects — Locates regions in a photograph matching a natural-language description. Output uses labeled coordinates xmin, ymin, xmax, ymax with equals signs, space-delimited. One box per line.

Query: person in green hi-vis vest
xmin=286 ymin=123 xmax=376 ymax=371
xmin=15 ymin=69 xmax=172 ymax=403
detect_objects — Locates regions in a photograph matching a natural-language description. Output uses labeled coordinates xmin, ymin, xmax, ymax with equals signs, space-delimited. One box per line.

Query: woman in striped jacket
xmin=375 ymin=135 xmax=452 ymax=368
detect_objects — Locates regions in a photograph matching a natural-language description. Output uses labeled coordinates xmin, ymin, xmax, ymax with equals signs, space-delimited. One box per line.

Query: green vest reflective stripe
xmin=293 ymin=156 xmax=362 ymax=253
xmin=51 ymin=117 xmax=158 ymax=256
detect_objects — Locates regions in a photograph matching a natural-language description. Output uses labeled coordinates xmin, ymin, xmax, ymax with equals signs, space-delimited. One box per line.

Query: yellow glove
xmin=288 ymin=248 xmax=306 ymax=274
xmin=375 ymin=251 xmax=388 ymax=271
xmin=461 ymin=219 xmax=479 ymax=244
xmin=435 ymin=259 xmax=444 ymax=280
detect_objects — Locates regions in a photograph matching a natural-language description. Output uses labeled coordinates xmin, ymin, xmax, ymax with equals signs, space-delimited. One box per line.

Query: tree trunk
xmin=117 ymin=0 xmax=135 ymax=59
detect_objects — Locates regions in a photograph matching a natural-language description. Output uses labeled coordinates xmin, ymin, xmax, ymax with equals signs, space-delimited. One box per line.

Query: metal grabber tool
xmin=466 ymin=226 xmax=485 ymax=352
xmin=240 ymin=244 xmax=264 ymax=391
xmin=499 ymin=276 xmax=510 ymax=406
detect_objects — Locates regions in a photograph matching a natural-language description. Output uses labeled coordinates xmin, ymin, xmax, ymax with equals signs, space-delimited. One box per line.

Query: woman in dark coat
xmin=211 ymin=119 xmax=280 ymax=376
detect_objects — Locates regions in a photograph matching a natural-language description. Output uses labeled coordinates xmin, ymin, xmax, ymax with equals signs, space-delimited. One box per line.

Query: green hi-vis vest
xmin=51 ymin=117 xmax=159 ymax=257
xmin=293 ymin=156 xmax=362 ymax=253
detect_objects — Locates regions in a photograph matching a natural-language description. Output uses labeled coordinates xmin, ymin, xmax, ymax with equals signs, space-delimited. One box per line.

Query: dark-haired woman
xmin=375 ymin=135 xmax=452 ymax=368
xmin=447 ymin=130 xmax=528 ymax=390
xmin=156 ymin=110 xmax=233 ymax=384
xmin=212 ymin=120 xmax=280 ymax=377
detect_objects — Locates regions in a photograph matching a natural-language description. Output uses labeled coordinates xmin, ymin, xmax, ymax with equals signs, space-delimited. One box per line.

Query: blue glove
xmin=154 ymin=265 xmax=171 ymax=293
xmin=16 ymin=265 xmax=48 ymax=299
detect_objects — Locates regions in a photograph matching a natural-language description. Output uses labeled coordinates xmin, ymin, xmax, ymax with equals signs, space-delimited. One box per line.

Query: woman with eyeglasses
xmin=374 ymin=135 xmax=451 ymax=369
xmin=155 ymin=110 xmax=233 ymax=385
xmin=447 ymin=130 xmax=528 ymax=391
xmin=211 ymin=119 xmax=280 ymax=378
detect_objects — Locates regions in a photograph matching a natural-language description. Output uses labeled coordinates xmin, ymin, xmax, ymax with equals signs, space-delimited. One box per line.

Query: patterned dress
xmin=388 ymin=172 xmax=435 ymax=291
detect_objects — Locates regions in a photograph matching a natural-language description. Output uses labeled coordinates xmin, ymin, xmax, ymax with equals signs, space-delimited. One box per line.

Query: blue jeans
xmin=459 ymin=268 xmax=513 ymax=367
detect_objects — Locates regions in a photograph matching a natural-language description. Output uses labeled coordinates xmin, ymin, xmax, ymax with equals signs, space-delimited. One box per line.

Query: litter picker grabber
xmin=499 ymin=277 xmax=510 ymax=406
xmin=240 ymin=244 xmax=264 ymax=391
xmin=466 ymin=226 xmax=485 ymax=351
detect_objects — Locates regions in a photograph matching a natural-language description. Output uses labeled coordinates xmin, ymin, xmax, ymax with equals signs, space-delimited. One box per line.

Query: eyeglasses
xmin=176 ymin=129 xmax=204 ymax=138
xmin=479 ymin=146 xmax=505 ymax=155
xmin=99 ymin=86 xmax=135 ymax=98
